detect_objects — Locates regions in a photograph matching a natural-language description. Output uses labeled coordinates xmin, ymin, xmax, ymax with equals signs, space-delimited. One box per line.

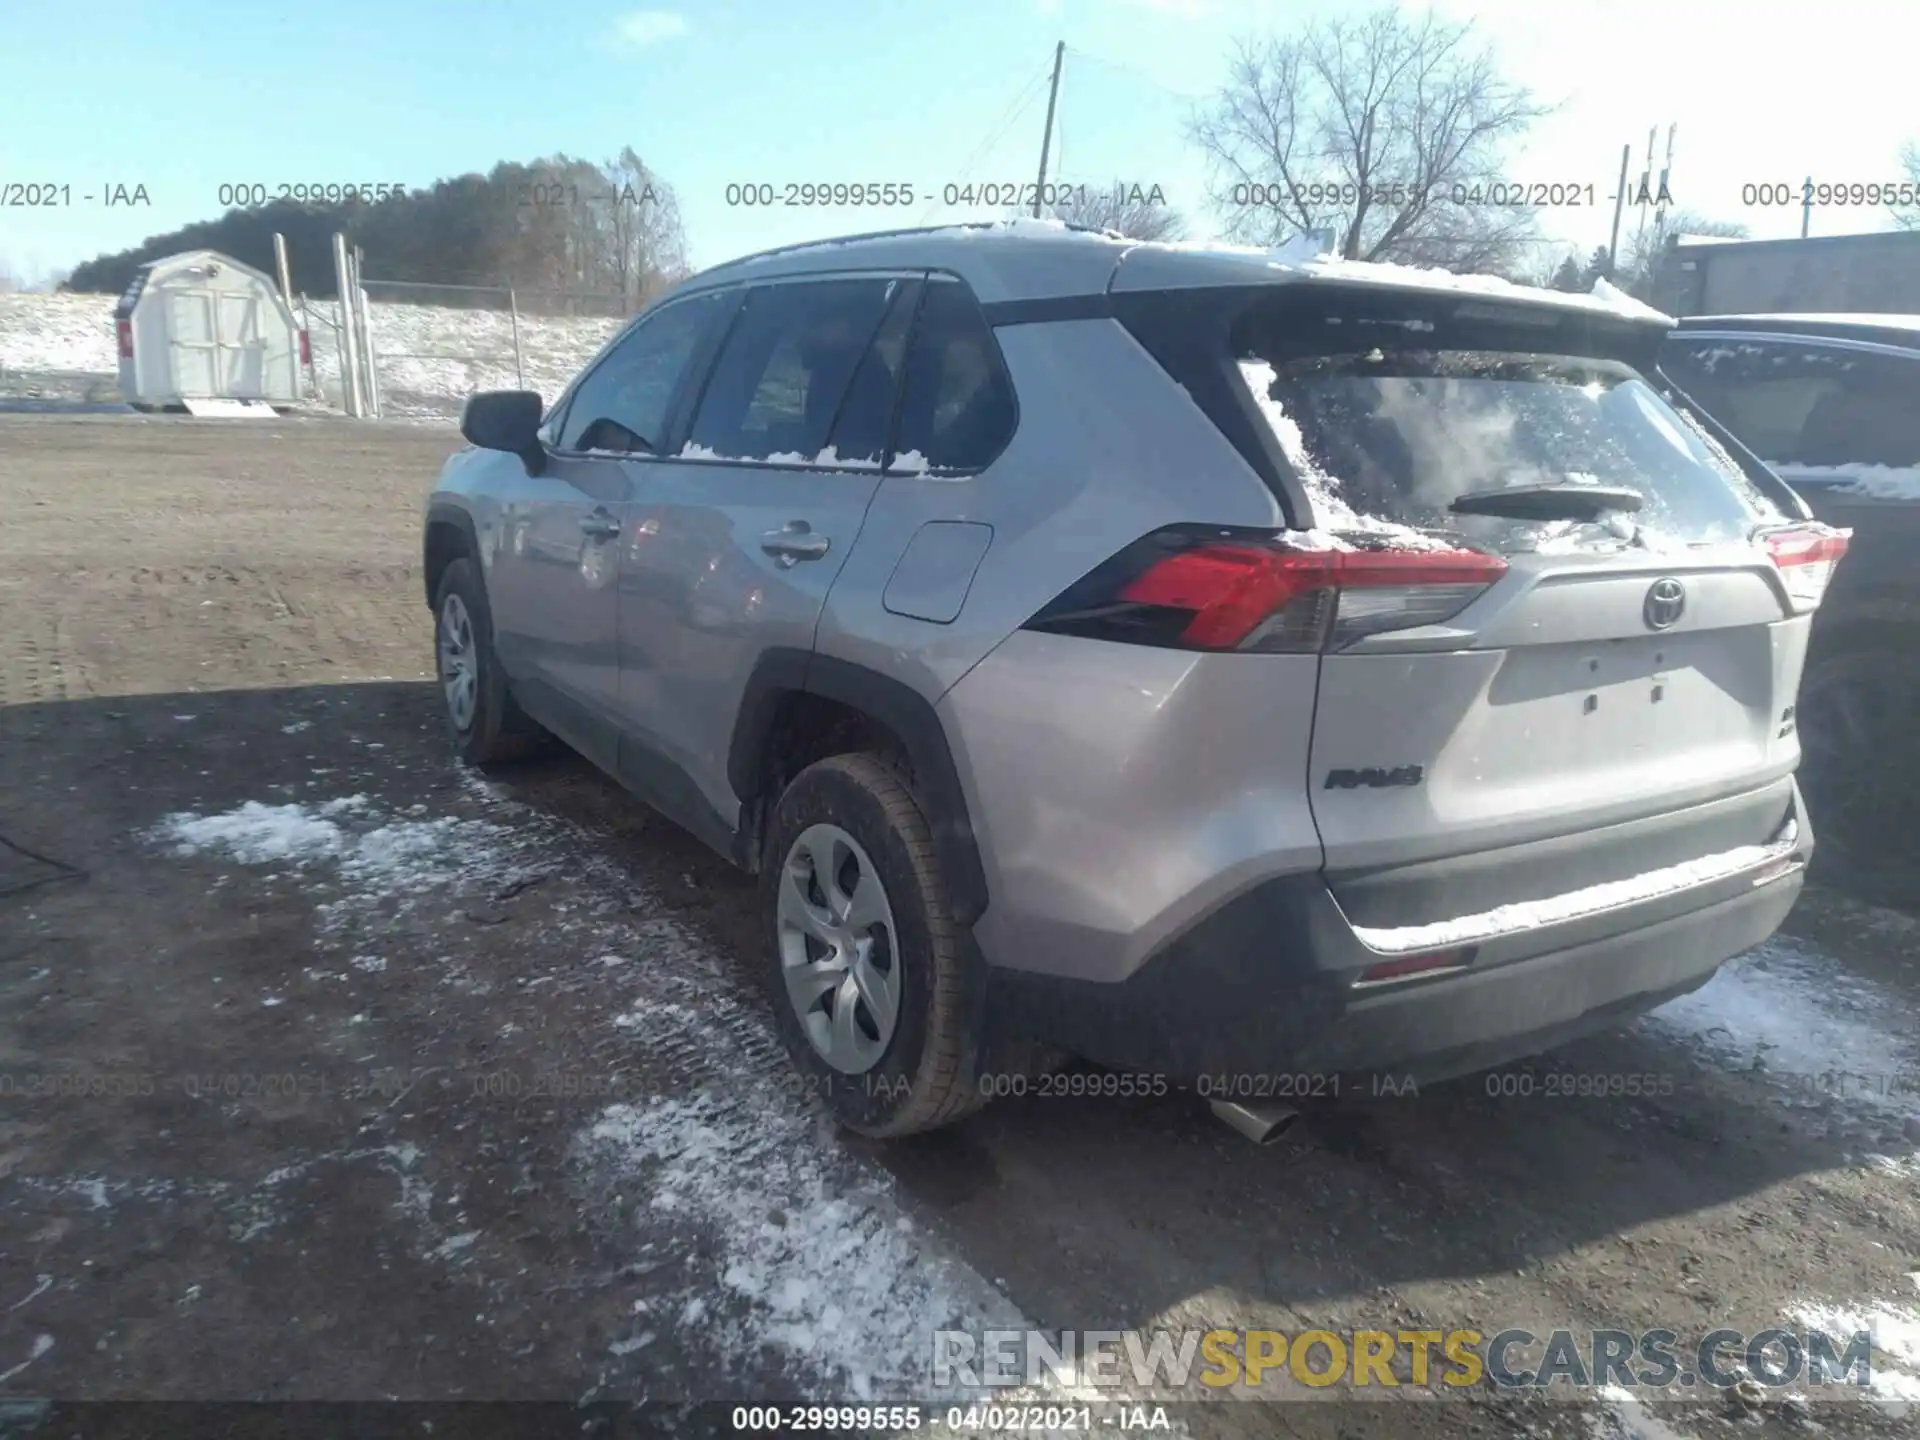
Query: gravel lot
xmin=2 ymin=413 xmax=1918 ymax=1438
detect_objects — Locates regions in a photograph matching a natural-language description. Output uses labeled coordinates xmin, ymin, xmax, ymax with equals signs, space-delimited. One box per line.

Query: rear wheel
xmin=760 ymin=753 xmax=989 ymax=1137
xmin=433 ymin=557 xmax=547 ymax=767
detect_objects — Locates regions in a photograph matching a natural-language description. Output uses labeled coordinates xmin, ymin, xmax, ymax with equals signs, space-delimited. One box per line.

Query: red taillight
xmin=298 ymin=329 xmax=311 ymax=366
xmin=1108 ymin=539 xmax=1507 ymax=652
xmin=116 ymin=318 xmax=133 ymax=359
xmin=1763 ymin=524 xmax=1851 ymax=613
xmin=1355 ymin=949 xmax=1473 ymax=986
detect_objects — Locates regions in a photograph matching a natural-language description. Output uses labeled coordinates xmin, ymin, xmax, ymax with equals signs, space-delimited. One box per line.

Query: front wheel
xmin=760 ymin=753 xmax=990 ymax=1137
xmin=432 ymin=557 xmax=547 ymax=767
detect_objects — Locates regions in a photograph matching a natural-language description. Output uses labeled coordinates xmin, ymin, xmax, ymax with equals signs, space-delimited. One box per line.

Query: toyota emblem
xmin=1643 ymin=577 xmax=1686 ymax=630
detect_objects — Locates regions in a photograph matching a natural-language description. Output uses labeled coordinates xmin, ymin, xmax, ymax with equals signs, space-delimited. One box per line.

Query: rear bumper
xmin=984 ymin=797 xmax=1812 ymax=1083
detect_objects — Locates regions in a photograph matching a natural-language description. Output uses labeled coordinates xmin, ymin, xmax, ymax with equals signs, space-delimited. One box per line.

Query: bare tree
xmin=1892 ymin=139 xmax=1920 ymax=231
xmin=1043 ymin=184 xmax=1185 ymax=241
xmin=1191 ymin=7 xmax=1551 ymax=273
xmin=601 ymin=147 xmax=689 ymax=304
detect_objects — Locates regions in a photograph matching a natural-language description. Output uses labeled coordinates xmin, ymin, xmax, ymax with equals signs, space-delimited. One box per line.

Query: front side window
xmin=558 ymin=289 xmax=732 ymax=455
xmin=1241 ymin=348 xmax=1788 ymax=550
xmin=683 ymin=278 xmax=898 ymax=463
xmin=1662 ymin=337 xmax=1920 ymax=471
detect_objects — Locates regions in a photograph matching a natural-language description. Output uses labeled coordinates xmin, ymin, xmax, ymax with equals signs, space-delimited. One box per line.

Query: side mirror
xmin=461 ymin=390 xmax=546 ymax=476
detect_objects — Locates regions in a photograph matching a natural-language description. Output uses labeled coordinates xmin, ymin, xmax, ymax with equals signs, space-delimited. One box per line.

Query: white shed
xmin=115 ymin=250 xmax=307 ymax=408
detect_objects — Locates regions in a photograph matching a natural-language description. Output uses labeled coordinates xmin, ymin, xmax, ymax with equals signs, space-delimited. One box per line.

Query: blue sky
xmin=1 ymin=0 xmax=1913 ymax=287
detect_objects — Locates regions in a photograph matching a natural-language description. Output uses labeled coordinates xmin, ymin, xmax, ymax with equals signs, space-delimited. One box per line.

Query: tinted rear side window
xmin=1663 ymin=337 xmax=1920 ymax=469
xmin=890 ymin=280 xmax=1016 ymax=472
xmin=684 ymin=278 xmax=897 ymax=463
xmin=1240 ymin=349 xmax=1787 ymax=550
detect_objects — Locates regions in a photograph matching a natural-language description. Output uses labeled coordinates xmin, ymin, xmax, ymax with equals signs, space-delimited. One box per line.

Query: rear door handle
xmin=579 ymin=510 xmax=621 ymax=540
xmin=760 ymin=522 xmax=831 ymax=565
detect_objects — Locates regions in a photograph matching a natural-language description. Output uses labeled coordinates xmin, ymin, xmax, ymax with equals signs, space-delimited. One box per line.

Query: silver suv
xmin=423 ymin=222 xmax=1845 ymax=1137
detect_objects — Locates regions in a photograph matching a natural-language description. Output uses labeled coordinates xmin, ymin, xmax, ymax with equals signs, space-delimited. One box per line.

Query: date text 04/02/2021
xmin=727 ymin=1404 xmax=1171 ymax=1432
xmin=720 ymin=181 xmax=1169 ymax=209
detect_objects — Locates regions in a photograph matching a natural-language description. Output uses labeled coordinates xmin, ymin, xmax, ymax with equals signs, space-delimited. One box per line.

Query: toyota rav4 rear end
xmin=940 ymin=244 xmax=1846 ymax=1085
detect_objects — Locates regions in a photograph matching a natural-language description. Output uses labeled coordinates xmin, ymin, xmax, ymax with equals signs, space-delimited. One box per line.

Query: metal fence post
xmin=351 ymin=258 xmax=382 ymax=419
xmin=507 ymin=286 xmax=526 ymax=390
xmin=332 ymin=233 xmax=363 ymax=418
xmin=351 ymin=247 xmax=381 ymax=419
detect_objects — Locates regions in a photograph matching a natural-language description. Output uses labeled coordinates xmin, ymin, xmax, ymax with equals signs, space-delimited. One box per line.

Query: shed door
xmin=165 ymin=287 xmax=266 ymax=398
xmin=216 ymin=290 xmax=266 ymax=397
xmin=166 ymin=290 xmax=220 ymax=397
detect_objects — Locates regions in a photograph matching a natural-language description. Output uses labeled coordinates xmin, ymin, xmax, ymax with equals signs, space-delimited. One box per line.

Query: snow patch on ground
xmin=1644 ymin=933 xmax=1920 ymax=1155
xmin=152 ymin=796 xmax=372 ymax=864
xmin=1791 ymin=1300 xmax=1920 ymax=1412
xmin=149 ymin=797 xmax=523 ymax=927
xmin=149 ymin=779 xmax=1048 ymax=1403
xmin=1584 ymin=1384 xmax=1699 ymax=1439
xmin=586 ymin=1091 xmax=1026 ymax=1400
xmin=0 ymin=292 xmax=119 ymax=373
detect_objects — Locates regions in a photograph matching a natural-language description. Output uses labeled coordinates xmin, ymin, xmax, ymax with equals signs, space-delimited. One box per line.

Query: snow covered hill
xmin=0 ymin=290 xmax=625 ymax=417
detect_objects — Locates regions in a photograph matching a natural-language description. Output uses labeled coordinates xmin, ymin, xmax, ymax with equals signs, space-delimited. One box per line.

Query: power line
xmin=1061 ymin=44 xmax=1203 ymax=104
xmin=916 ymin=65 xmax=1055 ymax=225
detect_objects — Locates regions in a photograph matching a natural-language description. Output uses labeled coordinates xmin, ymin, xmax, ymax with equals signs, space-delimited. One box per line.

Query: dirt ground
xmin=3 ymin=413 xmax=1920 ymax=1439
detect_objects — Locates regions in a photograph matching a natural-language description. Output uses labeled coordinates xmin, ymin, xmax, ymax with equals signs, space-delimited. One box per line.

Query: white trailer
xmin=115 ymin=249 xmax=308 ymax=409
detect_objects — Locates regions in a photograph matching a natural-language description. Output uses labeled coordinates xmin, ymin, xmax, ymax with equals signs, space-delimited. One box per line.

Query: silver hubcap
xmin=776 ymin=823 xmax=900 ymax=1074
xmin=438 ymin=592 xmax=479 ymax=732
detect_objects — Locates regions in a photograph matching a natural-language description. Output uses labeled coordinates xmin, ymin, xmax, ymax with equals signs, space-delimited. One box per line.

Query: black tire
xmin=1797 ymin=627 xmax=1920 ymax=887
xmin=432 ymin=556 xmax=548 ymax=767
xmin=760 ymin=752 xmax=990 ymax=1137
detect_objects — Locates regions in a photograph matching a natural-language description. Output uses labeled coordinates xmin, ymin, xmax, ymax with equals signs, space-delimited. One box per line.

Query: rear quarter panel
xmin=815 ymin=316 xmax=1282 ymax=700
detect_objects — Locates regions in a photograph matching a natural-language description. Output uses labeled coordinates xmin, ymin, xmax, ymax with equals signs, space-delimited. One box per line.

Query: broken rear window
xmin=1239 ymin=348 xmax=1788 ymax=552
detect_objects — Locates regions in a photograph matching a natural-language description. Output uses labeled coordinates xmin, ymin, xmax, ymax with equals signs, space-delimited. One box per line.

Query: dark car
xmin=1663 ymin=315 xmax=1920 ymax=904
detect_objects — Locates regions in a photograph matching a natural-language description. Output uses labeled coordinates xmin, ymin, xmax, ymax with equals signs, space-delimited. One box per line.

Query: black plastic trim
xmin=987 ymin=855 xmax=1807 ymax=1082
xmin=422 ymin=502 xmax=482 ymax=608
xmin=514 ymin=675 xmax=738 ymax=861
xmin=729 ymin=649 xmax=990 ymax=924
xmin=980 ymin=293 xmax=1115 ymax=326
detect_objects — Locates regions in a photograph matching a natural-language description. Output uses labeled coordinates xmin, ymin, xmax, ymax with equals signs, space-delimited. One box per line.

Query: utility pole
xmin=1801 ymin=175 xmax=1814 ymax=238
xmin=1632 ymin=125 xmax=1656 ymax=255
xmin=1032 ymin=41 xmax=1065 ymax=219
xmin=1607 ymin=143 xmax=1630 ymax=279
xmin=1652 ymin=123 xmax=1676 ymax=245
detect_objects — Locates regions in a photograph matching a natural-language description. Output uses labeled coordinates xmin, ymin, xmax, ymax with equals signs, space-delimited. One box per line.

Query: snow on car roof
xmin=692 ymin=219 xmax=1676 ymax=324
xmin=1109 ymin=239 xmax=1673 ymax=324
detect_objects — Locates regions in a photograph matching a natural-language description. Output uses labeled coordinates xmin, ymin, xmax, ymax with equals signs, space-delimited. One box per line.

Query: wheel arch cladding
xmin=423 ymin=504 xmax=481 ymax=608
xmin=730 ymin=649 xmax=990 ymax=926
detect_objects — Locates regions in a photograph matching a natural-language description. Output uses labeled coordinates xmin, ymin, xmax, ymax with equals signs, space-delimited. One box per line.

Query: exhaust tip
xmin=1210 ymin=1098 xmax=1301 ymax=1146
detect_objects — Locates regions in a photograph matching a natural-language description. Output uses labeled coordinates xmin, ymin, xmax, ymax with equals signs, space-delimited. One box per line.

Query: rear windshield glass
xmin=1240 ymin=350 xmax=1788 ymax=552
